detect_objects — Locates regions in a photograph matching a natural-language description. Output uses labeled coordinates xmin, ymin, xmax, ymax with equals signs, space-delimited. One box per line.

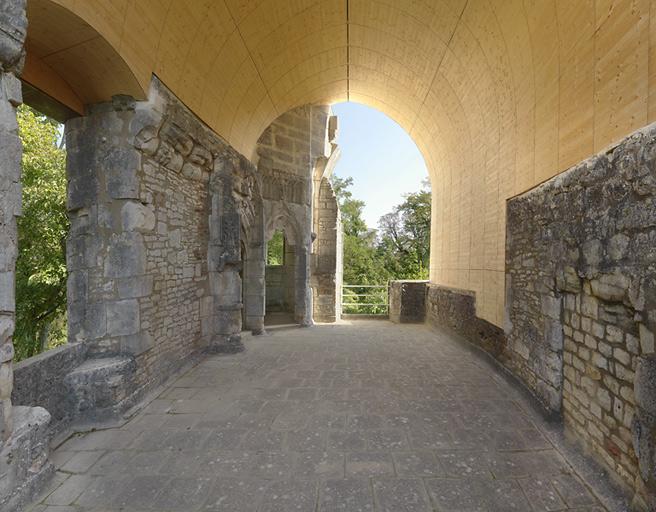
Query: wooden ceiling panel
xmin=23 ymin=0 xmax=656 ymax=327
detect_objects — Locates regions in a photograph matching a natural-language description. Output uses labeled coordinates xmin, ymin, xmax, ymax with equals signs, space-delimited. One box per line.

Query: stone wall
xmin=506 ymin=124 xmax=656 ymax=509
xmin=425 ymin=285 xmax=505 ymax=357
xmin=389 ymin=281 xmax=428 ymax=323
xmin=256 ymin=105 xmax=338 ymax=325
xmin=42 ymin=77 xmax=261 ymax=424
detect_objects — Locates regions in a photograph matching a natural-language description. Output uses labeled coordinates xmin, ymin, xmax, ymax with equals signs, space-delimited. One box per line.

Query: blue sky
xmin=330 ymin=102 xmax=429 ymax=229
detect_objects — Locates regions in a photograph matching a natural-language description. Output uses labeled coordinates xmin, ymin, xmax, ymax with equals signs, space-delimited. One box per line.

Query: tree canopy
xmin=331 ymin=175 xmax=430 ymax=313
xmin=14 ymin=106 xmax=68 ymax=361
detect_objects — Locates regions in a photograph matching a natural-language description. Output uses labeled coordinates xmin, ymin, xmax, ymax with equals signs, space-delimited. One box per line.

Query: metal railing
xmin=341 ymin=284 xmax=389 ymax=316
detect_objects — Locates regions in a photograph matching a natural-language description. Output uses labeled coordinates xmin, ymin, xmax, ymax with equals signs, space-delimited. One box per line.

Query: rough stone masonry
xmin=506 ymin=123 xmax=656 ymax=510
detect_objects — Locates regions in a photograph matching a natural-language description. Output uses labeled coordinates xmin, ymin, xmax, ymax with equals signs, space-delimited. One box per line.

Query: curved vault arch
xmin=22 ymin=0 xmax=145 ymax=116
xmin=23 ymin=0 xmax=655 ymax=327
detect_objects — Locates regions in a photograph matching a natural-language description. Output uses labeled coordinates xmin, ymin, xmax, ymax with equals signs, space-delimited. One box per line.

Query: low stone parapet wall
xmin=12 ymin=343 xmax=86 ymax=435
xmin=425 ymin=285 xmax=506 ymax=356
xmin=389 ymin=280 xmax=428 ymax=323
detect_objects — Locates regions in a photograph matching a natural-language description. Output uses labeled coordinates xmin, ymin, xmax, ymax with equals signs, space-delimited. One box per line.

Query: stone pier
xmin=0 ymin=2 xmax=53 ymax=509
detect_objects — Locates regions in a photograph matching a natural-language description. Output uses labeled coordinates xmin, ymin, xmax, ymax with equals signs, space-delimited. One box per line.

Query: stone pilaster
xmin=66 ymin=97 xmax=151 ymax=357
xmin=0 ymin=0 xmax=27 ymax=443
xmin=242 ymin=243 xmax=266 ymax=334
xmin=206 ymin=155 xmax=245 ymax=353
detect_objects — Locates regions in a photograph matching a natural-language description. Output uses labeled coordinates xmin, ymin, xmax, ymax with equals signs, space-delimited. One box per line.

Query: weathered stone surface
xmin=0 ymin=0 xmax=27 ymax=72
xmin=12 ymin=343 xmax=86 ymax=433
xmin=635 ymin=356 xmax=656 ymax=421
xmin=120 ymin=201 xmax=155 ymax=232
xmin=106 ymin=300 xmax=140 ymax=337
xmin=590 ymin=272 xmax=631 ymax=302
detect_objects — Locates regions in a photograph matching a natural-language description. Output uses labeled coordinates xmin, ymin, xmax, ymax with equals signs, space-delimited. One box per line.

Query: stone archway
xmin=264 ymin=205 xmax=312 ymax=326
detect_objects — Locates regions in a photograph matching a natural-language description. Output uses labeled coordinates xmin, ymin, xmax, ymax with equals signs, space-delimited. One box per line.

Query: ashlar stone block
xmin=106 ymin=299 xmax=140 ymax=337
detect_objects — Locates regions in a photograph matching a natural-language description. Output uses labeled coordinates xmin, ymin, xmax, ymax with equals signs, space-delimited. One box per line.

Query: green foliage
xmin=267 ymin=230 xmax=285 ymax=265
xmin=14 ymin=106 xmax=68 ymax=361
xmin=332 ymin=175 xmax=430 ymax=314
xmin=377 ymin=179 xmax=431 ymax=280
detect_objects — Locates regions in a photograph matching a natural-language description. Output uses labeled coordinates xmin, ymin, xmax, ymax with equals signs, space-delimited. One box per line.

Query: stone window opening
xmin=13 ymin=100 xmax=69 ymax=362
xmin=266 ymin=229 xmax=285 ymax=266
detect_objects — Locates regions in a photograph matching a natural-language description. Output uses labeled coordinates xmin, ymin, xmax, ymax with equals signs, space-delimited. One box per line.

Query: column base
xmin=0 ymin=406 xmax=54 ymax=512
xmin=207 ymin=334 xmax=245 ymax=354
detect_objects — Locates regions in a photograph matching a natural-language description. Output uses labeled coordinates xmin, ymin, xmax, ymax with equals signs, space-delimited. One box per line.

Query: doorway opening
xmin=264 ymin=229 xmax=296 ymax=325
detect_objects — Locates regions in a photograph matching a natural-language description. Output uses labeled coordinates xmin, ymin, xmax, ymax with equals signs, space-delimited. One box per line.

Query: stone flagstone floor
xmin=27 ymin=320 xmax=611 ymax=511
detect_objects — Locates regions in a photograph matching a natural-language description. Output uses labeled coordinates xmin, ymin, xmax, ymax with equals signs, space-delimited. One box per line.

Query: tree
xmin=14 ymin=106 xmax=68 ymax=361
xmin=266 ymin=230 xmax=285 ymax=265
xmin=331 ymin=176 xmax=390 ymax=314
xmin=331 ymin=175 xmax=431 ymax=313
xmin=377 ymin=180 xmax=431 ymax=279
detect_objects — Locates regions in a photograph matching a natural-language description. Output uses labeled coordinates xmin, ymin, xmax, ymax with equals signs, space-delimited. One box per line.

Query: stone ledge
xmin=63 ymin=357 xmax=138 ymax=424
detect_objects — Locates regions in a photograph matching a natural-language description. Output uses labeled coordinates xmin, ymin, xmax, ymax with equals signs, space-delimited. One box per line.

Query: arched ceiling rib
xmin=24 ymin=0 xmax=656 ymax=327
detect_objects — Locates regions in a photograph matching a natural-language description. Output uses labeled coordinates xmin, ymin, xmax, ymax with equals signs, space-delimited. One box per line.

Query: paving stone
xmin=202 ymin=478 xmax=266 ymax=511
xmin=150 ymin=476 xmax=213 ymax=509
xmin=365 ymin=429 xmax=408 ymax=450
xmin=425 ymin=477 xmax=531 ymax=511
xmin=518 ymin=477 xmax=567 ymax=511
xmin=239 ymin=430 xmax=284 ymax=451
xmin=202 ymin=428 xmax=247 ymax=449
xmin=393 ymin=451 xmax=444 ymax=477
xmin=373 ymin=479 xmax=432 ymax=512
xmin=319 ymin=479 xmax=374 ymax=512
xmin=436 ymin=451 xmax=492 ymax=478
xmin=345 ymin=452 xmax=394 ymax=477
xmin=248 ymin=451 xmax=296 ymax=479
xmin=286 ymin=429 xmax=327 ymax=451
xmin=44 ymin=475 xmax=93 ymax=506
xmin=59 ymin=430 xmax=137 ymax=451
xmin=328 ymin=430 xmax=367 ymax=451
xmin=59 ymin=451 xmax=105 ymax=474
xmin=260 ymin=480 xmax=318 ymax=512
xmin=305 ymin=413 xmax=346 ymax=430
xmin=159 ymin=451 xmax=212 ymax=475
xmin=551 ymin=474 xmax=598 ymax=507
xmin=347 ymin=414 xmax=384 ymax=429
xmin=295 ymin=451 xmax=345 ymax=479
